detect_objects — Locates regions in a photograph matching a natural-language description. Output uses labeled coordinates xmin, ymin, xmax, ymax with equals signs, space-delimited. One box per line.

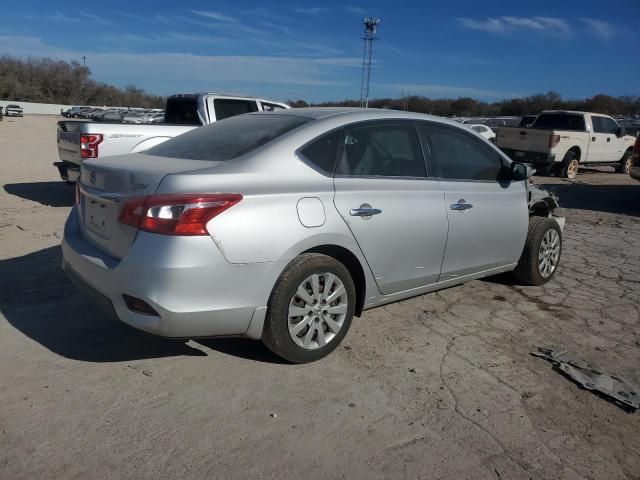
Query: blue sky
xmin=1 ymin=0 xmax=638 ymax=103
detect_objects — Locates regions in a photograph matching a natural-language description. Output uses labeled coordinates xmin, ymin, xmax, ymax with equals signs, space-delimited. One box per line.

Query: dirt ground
xmin=1 ymin=116 xmax=639 ymax=480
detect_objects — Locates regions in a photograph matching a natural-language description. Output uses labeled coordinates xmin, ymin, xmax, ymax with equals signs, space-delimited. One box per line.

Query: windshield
xmin=533 ymin=113 xmax=585 ymax=131
xmin=145 ymin=114 xmax=311 ymax=161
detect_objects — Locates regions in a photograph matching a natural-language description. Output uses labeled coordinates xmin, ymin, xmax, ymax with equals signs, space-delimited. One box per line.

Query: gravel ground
xmin=1 ymin=116 xmax=639 ymax=480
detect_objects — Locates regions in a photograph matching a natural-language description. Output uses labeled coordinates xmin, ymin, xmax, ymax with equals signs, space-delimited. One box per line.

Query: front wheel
xmin=615 ymin=150 xmax=633 ymax=174
xmin=514 ymin=217 xmax=562 ymax=286
xmin=262 ymin=253 xmax=356 ymax=363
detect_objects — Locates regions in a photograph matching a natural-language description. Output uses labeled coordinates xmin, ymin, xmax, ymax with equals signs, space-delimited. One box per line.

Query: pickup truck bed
xmin=55 ymin=121 xmax=193 ymax=181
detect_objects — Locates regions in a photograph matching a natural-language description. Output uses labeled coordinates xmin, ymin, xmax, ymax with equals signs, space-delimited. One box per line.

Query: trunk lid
xmin=77 ymin=153 xmax=220 ymax=259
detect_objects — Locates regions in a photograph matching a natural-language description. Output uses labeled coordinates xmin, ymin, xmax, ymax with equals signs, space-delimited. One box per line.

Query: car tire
xmin=514 ymin=217 xmax=562 ymax=286
xmin=262 ymin=253 xmax=356 ymax=363
xmin=560 ymin=151 xmax=579 ymax=179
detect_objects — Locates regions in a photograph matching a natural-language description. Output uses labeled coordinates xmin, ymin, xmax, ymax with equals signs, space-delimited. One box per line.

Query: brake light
xmin=80 ymin=134 xmax=103 ymax=158
xmin=548 ymin=134 xmax=560 ymax=149
xmin=119 ymin=194 xmax=242 ymax=235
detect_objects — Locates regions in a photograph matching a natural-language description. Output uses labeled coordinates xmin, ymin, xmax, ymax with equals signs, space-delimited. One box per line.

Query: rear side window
xmin=214 ymin=99 xmax=259 ymax=121
xmin=164 ymin=96 xmax=202 ymax=125
xmin=146 ymin=114 xmax=310 ymax=161
xmin=419 ymin=123 xmax=505 ymax=181
xmin=533 ymin=113 xmax=585 ymax=131
xmin=336 ymin=122 xmax=426 ymax=177
xmin=298 ymin=130 xmax=341 ymax=174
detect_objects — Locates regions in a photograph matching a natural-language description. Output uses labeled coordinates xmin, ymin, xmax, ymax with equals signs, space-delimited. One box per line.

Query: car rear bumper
xmin=61 ymin=208 xmax=281 ymax=339
xmin=630 ymin=166 xmax=640 ymax=181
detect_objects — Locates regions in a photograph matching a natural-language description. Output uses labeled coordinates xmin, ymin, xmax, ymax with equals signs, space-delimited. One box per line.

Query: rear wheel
xmin=514 ymin=217 xmax=562 ymax=286
xmin=262 ymin=253 xmax=356 ymax=363
xmin=560 ymin=151 xmax=579 ymax=179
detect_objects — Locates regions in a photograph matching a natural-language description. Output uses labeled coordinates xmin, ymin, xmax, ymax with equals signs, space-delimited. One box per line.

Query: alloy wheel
xmin=287 ymin=273 xmax=349 ymax=350
xmin=538 ymin=229 xmax=560 ymax=278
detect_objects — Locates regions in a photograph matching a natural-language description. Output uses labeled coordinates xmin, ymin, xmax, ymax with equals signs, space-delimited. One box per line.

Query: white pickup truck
xmin=495 ymin=110 xmax=636 ymax=179
xmin=54 ymin=93 xmax=289 ymax=182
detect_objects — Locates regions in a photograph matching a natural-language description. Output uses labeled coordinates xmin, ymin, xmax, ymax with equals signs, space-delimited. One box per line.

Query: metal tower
xmin=359 ymin=17 xmax=380 ymax=108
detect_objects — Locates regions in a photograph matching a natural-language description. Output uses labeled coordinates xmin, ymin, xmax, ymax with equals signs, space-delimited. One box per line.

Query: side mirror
xmin=616 ymin=126 xmax=625 ymax=138
xmin=510 ymin=162 xmax=534 ymax=181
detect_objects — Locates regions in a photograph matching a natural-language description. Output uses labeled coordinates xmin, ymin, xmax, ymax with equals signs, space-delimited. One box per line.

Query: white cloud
xmin=580 ymin=18 xmax=615 ymax=40
xmin=345 ymin=6 xmax=366 ymax=15
xmin=0 ymin=35 xmax=359 ymax=100
xmin=189 ymin=10 xmax=236 ymax=23
xmin=294 ymin=7 xmax=328 ymax=15
xmin=457 ymin=16 xmax=570 ymax=36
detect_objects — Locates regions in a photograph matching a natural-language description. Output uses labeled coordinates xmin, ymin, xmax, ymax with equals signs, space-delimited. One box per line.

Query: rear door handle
xmin=350 ymin=207 xmax=382 ymax=217
xmin=451 ymin=199 xmax=473 ymax=211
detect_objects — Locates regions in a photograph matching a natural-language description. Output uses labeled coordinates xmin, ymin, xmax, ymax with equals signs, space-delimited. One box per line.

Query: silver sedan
xmin=62 ymin=108 xmax=563 ymax=362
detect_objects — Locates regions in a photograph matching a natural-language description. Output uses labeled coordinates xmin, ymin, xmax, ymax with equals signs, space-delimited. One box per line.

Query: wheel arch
xmin=567 ymin=145 xmax=581 ymax=162
xmin=302 ymin=244 xmax=366 ymax=317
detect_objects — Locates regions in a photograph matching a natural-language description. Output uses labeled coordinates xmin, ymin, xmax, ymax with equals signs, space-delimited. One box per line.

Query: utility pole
xmin=359 ymin=17 xmax=380 ymax=108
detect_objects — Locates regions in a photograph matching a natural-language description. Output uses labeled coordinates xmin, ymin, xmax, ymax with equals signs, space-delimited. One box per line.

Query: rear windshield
xmin=533 ymin=113 xmax=585 ymax=131
xmin=146 ymin=114 xmax=311 ymax=161
xmin=164 ymin=96 xmax=201 ymax=125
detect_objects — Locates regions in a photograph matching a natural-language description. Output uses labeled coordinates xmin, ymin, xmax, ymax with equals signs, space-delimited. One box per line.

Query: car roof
xmin=252 ymin=107 xmax=462 ymax=127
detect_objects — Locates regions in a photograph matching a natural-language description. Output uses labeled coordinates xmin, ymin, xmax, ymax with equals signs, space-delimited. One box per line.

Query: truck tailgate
xmin=57 ymin=120 xmax=83 ymax=164
xmin=496 ymin=127 xmax=552 ymax=153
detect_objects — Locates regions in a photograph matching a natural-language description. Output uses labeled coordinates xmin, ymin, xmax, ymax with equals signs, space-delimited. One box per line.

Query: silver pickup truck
xmin=54 ymin=93 xmax=289 ymax=182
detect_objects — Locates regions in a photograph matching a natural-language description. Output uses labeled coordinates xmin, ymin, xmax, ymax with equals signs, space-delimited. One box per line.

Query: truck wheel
xmin=514 ymin=217 xmax=562 ymax=286
xmin=616 ymin=150 xmax=633 ymax=174
xmin=262 ymin=253 xmax=356 ymax=363
xmin=560 ymin=151 xmax=579 ymax=179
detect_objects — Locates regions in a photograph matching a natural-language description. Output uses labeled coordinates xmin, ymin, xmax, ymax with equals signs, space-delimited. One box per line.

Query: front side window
xmin=214 ymin=99 xmax=259 ymax=121
xmin=336 ymin=122 xmax=426 ymax=177
xmin=298 ymin=130 xmax=341 ymax=174
xmin=419 ymin=123 xmax=505 ymax=181
xmin=261 ymin=102 xmax=286 ymax=112
xmin=592 ymin=116 xmax=620 ymax=134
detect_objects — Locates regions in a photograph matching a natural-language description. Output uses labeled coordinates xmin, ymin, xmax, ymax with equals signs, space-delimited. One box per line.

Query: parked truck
xmin=54 ymin=93 xmax=289 ymax=182
xmin=495 ymin=111 xmax=636 ymax=179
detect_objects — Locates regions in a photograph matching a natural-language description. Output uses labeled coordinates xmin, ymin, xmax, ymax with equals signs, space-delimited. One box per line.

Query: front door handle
xmin=350 ymin=207 xmax=382 ymax=217
xmin=451 ymin=199 xmax=473 ymax=211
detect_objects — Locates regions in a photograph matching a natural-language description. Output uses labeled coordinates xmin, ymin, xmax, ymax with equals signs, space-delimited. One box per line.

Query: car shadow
xmin=0 ymin=246 xmax=208 ymax=362
xmin=0 ymin=245 xmax=288 ymax=364
xmin=197 ymin=338 xmax=288 ymax=364
xmin=4 ymin=181 xmax=75 ymax=207
xmin=537 ymin=182 xmax=639 ymax=217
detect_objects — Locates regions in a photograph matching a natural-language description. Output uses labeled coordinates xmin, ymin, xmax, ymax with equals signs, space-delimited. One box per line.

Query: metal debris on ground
xmin=532 ymin=346 xmax=639 ymax=412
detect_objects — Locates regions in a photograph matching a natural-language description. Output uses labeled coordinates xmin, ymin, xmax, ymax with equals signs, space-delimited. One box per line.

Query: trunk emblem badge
xmin=89 ymin=170 xmax=96 ymax=185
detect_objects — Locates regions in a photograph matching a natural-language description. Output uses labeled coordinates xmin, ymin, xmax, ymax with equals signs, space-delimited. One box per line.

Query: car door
xmin=589 ymin=115 xmax=613 ymax=163
xmin=417 ymin=121 xmax=528 ymax=281
xmin=599 ymin=116 xmax=626 ymax=162
xmin=332 ymin=120 xmax=448 ymax=295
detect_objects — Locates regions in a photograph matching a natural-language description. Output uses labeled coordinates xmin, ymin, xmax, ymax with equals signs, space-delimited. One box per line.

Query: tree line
xmin=1 ymin=55 xmax=638 ymax=116
xmin=289 ymin=91 xmax=640 ymax=117
xmin=0 ymin=56 xmax=165 ymax=108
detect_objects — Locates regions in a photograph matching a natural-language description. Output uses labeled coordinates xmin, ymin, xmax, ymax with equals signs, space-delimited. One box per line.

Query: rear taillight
xmin=548 ymin=134 xmax=560 ymax=149
xmin=80 ymin=134 xmax=103 ymax=158
xmin=118 ymin=193 xmax=242 ymax=236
